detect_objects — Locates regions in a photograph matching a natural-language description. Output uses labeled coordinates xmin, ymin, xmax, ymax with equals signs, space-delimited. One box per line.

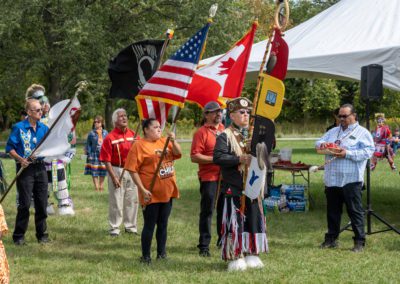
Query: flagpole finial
xmin=166 ymin=29 xmax=174 ymax=39
xmin=274 ymin=0 xmax=289 ymax=31
xmin=208 ymin=3 xmax=218 ymax=20
xmin=74 ymin=81 xmax=89 ymax=95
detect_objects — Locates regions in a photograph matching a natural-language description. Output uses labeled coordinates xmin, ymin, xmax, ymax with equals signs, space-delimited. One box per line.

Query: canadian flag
xmin=186 ymin=22 xmax=257 ymax=108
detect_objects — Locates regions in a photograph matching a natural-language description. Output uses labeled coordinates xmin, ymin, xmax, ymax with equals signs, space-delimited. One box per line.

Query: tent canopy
xmin=202 ymin=0 xmax=400 ymax=91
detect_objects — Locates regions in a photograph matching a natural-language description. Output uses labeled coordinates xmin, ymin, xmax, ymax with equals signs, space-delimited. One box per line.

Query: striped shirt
xmin=316 ymin=122 xmax=374 ymax=187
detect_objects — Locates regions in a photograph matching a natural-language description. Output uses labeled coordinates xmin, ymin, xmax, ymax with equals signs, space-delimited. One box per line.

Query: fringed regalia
xmin=214 ymin=124 xmax=268 ymax=261
xmin=371 ymin=124 xmax=395 ymax=170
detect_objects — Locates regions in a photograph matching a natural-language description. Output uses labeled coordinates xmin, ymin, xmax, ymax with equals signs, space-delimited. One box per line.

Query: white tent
xmin=202 ymin=0 xmax=400 ymax=91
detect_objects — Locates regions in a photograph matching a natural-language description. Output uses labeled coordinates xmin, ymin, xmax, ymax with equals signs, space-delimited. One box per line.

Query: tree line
xmin=0 ymin=0 xmax=398 ymax=131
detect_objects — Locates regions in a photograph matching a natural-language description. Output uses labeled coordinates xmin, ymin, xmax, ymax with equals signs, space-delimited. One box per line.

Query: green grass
xmin=1 ymin=140 xmax=399 ymax=283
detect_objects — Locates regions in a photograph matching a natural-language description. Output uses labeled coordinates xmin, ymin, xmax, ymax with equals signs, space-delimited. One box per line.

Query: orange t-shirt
xmin=124 ymin=137 xmax=181 ymax=205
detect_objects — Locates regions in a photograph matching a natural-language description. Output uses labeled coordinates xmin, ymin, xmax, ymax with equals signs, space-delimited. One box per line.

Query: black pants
xmin=325 ymin=182 xmax=365 ymax=241
xmin=13 ymin=163 xmax=48 ymax=242
xmin=141 ymin=200 xmax=172 ymax=258
xmin=197 ymin=181 xmax=224 ymax=251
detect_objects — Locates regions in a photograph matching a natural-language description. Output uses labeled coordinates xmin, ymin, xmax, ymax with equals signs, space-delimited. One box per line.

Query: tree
xmin=0 ymin=0 xmax=275 ymax=129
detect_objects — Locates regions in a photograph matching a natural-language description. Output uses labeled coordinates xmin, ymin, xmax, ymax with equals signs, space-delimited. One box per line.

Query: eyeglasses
xmin=205 ymin=109 xmax=222 ymax=114
xmin=30 ymin=109 xmax=43 ymax=113
xmin=236 ymin=110 xmax=251 ymax=115
xmin=338 ymin=113 xmax=352 ymax=119
xmin=94 ymin=121 xmax=101 ymax=123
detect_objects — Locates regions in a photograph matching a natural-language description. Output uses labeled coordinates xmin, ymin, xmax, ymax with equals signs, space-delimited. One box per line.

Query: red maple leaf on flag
xmin=218 ymin=58 xmax=235 ymax=76
xmin=186 ymin=22 xmax=257 ymax=107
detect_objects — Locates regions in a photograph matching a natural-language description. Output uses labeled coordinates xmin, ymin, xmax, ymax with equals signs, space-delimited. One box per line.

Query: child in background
xmin=391 ymin=128 xmax=400 ymax=154
xmin=0 ymin=204 xmax=10 ymax=284
xmin=371 ymin=113 xmax=396 ymax=171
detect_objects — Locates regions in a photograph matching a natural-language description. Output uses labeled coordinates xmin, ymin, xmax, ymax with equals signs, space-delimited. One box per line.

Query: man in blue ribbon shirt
xmin=6 ymin=98 xmax=50 ymax=245
xmin=316 ymin=104 xmax=374 ymax=252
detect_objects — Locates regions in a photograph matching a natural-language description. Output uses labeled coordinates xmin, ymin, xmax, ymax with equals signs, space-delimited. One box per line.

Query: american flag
xmin=136 ymin=96 xmax=172 ymax=130
xmin=137 ymin=23 xmax=210 ymax=108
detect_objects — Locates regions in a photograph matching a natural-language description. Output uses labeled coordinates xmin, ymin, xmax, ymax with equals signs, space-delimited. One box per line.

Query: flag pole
xmin=242 ymin=0 xmax=289 ymax=209
xmin=143 ymin=5 xmax=218 ymax=208
xmin=157 ymin=29 xmax=174 ymax=69
xmin=249 ymin=0 xmax=289 ymax=142
xmin=0 ymin=81 xmax=88 ymax=204
xmin=118 ymin=30 xmax=174 ymax=183
xmin=147 ymin=107 xmax=181 ymax=196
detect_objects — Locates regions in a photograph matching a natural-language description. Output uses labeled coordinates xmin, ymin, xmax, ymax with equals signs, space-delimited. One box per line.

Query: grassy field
xmin=1 ymin=140 xmax=399 ymax=283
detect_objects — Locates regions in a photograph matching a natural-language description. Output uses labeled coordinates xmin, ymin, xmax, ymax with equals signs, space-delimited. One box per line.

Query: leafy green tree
xmin=0 ymin=0 xmax=275 ymax=130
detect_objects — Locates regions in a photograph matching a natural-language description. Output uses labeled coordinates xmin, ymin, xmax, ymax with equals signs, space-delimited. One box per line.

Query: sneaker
xmin=110 ymin=232 xmax=119 ymax=237
xmin=14 ymin=239 xmax=26 ymax=246
xmin=38 ymin=236 xmax=51 ymax=244
xmin=140 ymin=256 xmax=151 ymax=264
xmin=59 ymin=205 xmax=75 ymax=216
xmin=125 ymin=229 xmax=138 ymax=235
xmin=199 ymin=249 xmax=211 ymax=257
xmin=320 ymin=239 xmax=338 ymax=249
xmin=47 ymin=204 xmax=56 ymax=215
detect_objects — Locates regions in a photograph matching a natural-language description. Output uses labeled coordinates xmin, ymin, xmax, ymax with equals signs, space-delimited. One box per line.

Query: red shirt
xmin=99 ymin=127 xmax=138 ymax=167
xmin=190 ymin=123 xmax=225 ymax=182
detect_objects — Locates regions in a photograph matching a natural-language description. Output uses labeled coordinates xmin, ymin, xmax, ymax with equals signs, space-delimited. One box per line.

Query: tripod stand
xmin=341 ymin=100 xmax=400 ymax=235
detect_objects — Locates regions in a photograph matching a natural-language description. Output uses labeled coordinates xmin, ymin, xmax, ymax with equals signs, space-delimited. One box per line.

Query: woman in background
xmin=85 ymin=115 xmax=108 ymax=191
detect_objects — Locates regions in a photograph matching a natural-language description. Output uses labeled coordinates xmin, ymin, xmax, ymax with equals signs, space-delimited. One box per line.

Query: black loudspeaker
xmin=360 ymin=64 xmax=383 ymax=102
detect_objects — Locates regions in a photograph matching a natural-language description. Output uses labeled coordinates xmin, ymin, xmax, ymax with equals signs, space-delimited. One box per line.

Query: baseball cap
xmin=204 ymin=101 xmax=221 ymax=113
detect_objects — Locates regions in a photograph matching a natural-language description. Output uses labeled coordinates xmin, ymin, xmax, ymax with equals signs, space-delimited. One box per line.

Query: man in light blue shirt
xmin=316 ymin=104 xmax=374 ymax=252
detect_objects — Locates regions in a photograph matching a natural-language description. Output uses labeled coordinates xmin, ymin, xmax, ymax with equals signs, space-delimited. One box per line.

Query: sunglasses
xmin=236 ymin=110 xmax=251 ymax=115
xmin=205 ymin=109 xmax=222 ymax=114
xmin=30 ymin=108 xmax=43 ymax=113
xmin=338 ymin=113 xmax=352 ymax=119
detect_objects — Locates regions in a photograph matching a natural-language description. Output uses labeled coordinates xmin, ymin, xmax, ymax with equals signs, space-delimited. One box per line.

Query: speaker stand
xmin=340 ymin=100 xmax=400 ymax=235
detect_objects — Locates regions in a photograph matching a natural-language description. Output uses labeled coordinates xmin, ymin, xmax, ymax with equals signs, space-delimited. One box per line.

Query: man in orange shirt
xmin=191 ymin=101 xmax=225 ymax=257
xmin=100 ymin=108 xmax=139 ymax=237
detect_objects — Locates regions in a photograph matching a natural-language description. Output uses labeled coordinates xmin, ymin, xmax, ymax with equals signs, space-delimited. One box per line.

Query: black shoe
xmin=199 ymin=249 xmax=211 ymax=257
xmin=351 ymin=241 xmax=365 ymax=252
xmin=140 ymin=256 xmax=151 ymax=264
xmin=110 ymin=232 xmax=119 ymax=237
xmin=156 ymin=254 xmax=167 ymax=260
xmin=14 ymin=239 xmax=26 ymax=246
xmin=320 ymin=239 xmax=338 ymax=249
xmin=38 ymin=236 xmax=51 ymax=244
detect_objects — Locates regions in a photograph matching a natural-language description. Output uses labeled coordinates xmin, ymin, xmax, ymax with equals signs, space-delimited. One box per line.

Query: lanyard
xmin=335 ymin=125 xmax=358 ymax=146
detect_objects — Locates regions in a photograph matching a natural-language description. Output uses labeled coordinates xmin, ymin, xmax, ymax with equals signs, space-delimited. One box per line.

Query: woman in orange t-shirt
xmin=125 ymin=118 xmax=181 ymax=264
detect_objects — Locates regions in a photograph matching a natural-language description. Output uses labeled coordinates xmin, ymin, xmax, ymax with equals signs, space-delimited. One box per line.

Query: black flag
xmin=108 ymin=40 xmax=165 ymax=100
